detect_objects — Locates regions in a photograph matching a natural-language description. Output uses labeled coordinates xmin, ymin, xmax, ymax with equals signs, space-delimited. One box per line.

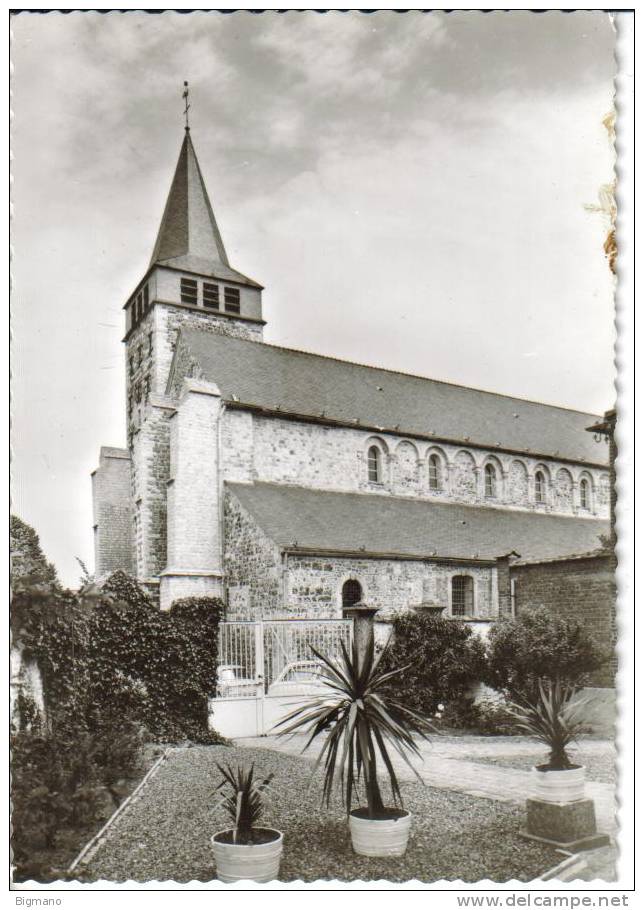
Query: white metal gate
xmin=209 ymin=619 xmax=353 ymax=738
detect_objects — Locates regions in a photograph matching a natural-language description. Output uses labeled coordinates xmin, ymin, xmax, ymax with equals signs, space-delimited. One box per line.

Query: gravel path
xmin=78 ymin=744 xmax=560 ymax=884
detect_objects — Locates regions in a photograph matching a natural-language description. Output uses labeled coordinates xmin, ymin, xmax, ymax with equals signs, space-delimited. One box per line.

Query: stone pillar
xmin=160 ymin=377 xmax=224 ymax=609
xmin=344 ymin=603 xmax=378 ymax=661
xmin=496 ymin=554 xmax=513 ymax=619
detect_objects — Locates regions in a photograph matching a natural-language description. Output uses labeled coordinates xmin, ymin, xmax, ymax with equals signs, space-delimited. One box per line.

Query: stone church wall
xmin=285 ymin=556 xmax=497 ymax=619
xmin=222 ymin=411 xmax=609 ymax=518
xmin=223 ymin=490 xmax=283 ymax=618
xmin=223 ymin=489 xmax=497 ymax=620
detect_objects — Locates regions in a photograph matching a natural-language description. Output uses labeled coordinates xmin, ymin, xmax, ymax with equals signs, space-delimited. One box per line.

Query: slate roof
xmin=227 ymin=482 xmax=609 ymax=563
xmin=150 ymin=131 xmax=261 ymax=289
xmin=181 ymin=329 xmax=608 ymax=465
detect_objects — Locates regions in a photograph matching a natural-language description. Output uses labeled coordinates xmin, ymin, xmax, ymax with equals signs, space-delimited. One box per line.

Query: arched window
xmin=342 ymin=579 xmax=363 ymax=610
xmin=484 ymin=463 xmax=497 ymax=498
xmin=367 ymin=446 xmax=382 ymax=483
xmin=580 ymin=478 xmax=590 ymax=510
xmin=451 ymin=575 xmax=474 ymax=617
xmin=428 ymin=454 xmax=442 ymax=491
xmin=535 ymin=470 xmax=547 ymax=503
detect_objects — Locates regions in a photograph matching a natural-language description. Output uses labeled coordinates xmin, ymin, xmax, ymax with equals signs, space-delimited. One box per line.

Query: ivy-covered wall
xmin=11 ymin=570 xmax=224 ymax=742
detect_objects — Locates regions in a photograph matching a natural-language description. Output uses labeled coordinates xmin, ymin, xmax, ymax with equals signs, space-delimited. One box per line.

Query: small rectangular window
xmin=224 ymin=286 xmax=241 ymax=314
xmin=203 ymin=283 xmax=220 ymax=309
xmin=451 ymin=576 xmax=474 ymax=617
xmin=180 ymin=277 xmax=198 ymax=305
xmin=148 ymin=332 xmax=153 ymax=355
xmin=143 ymin=284 xmax=149 ymax=310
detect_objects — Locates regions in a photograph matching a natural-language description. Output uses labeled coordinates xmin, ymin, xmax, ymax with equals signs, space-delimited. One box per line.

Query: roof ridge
xmin=180 ymin=327 xmax=604 ymax=419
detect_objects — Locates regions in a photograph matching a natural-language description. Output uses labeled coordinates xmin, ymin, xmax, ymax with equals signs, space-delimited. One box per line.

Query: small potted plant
xmin=508 ymin=679 xmax=590 ymax=803
xmin=210 ymin=763 xmax=283 ymax=883
xmin=275 ymin=637 xmax=437 ymax=857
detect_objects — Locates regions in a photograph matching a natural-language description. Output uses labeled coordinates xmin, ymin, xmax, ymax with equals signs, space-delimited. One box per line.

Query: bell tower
xmin=124 ymin=124 xmax=264 ymax=424
xmin=93 ymin=90 xmax=265 ymax=595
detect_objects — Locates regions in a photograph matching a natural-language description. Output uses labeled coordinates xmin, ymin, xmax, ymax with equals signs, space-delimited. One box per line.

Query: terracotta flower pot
xmin=532 ymin=765 xmax=586 ymax=804
xmin=349 ymin=808 xmax=412 ymax=856
xmin=210 ymin=828 xmax=283 ymax=883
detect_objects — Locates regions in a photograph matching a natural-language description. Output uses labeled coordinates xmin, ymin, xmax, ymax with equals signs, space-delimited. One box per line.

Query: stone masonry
xmin=228 ymin=413 xmax=610 ymax=518
xmin=92 ymin=124 xmax=614 ymax=682
xmin=223 ymin=486 xmax=497 ymax=620
xmin=91 ymin=447 xmax=134 ymax=577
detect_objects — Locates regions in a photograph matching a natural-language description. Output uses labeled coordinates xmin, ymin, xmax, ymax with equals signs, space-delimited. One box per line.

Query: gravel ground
xmin=471 ymin=746 xmax=617 ymax=785
xmin=78 ymin=744 xmax=560 ymax=884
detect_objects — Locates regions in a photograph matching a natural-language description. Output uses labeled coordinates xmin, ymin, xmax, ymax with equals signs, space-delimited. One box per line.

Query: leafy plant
xmin=214 ymin=763 xmax=274 ymax=845
xmin=11 ymin=718 xmax=145 ymax=881
xmin=506 ymin=679 xmax=589 ymax=770
xmin=275 ymin=638 xmax=437 ymax=819
xmin=485 ymin=606 xmax=607 ymax=699
xmin=378 ymin=613 xmax=487 ymax=716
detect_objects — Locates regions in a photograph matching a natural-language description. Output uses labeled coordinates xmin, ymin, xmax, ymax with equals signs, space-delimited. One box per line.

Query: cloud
xmin=255 ymin=12 xmax=449 ymax=101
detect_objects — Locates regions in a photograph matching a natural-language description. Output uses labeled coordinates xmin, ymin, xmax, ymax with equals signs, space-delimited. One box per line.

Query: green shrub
xmin=11 ymin=551 xmax=230 ymax=881
xmin=485 ymin=606 xmax=608 ymax=699
xmin=162 ymin=596 xmax=223 ymax=738
xmin=467 ymin=695 xmax=522 ymax=736
xmin=10 ymin=514 xmax=59 ymax=588
xmin=12 ymin=574 xmax=226 ymax=743
xmin=378 ymin=612 xmax=487 ymax=716
xmin=11 ymin=717 xmax=145 ymax=882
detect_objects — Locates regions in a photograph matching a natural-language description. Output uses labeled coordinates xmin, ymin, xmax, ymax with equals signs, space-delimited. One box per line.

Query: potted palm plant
xmin=275 ymin=637 xmax=437 ymax=857
xmin=507 ymin=679 xmax=589 ymax=803
xmin=210 ymin=763 xmax=283 ymax=883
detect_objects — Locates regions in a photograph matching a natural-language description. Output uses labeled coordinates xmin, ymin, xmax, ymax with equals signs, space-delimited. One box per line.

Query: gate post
xmin=343 ymin=602 xmax=378 ymax=663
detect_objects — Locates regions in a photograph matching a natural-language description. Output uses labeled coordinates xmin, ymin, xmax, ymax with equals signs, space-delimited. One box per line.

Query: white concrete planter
xmin=532 ymin=765 xmax=586 ymax=804
xmin=349 ymin=809 xmax=412 ymax=856
xmin=210 ymin=829 xmax=283 ymax=883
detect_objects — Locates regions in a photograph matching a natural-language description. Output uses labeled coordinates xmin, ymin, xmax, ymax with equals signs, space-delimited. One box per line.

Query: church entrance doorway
xmin=342 ymin=579 xmax=363 ymax=612
xmin=209 ymin=618 xmax=353 ymax=738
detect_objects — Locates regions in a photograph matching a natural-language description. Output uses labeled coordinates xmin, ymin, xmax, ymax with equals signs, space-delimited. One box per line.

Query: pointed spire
xmin=150 ymin=130 xmax=231 ymax=270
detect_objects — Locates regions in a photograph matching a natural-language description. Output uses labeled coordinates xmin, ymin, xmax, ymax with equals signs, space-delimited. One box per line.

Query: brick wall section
xmin=91 ymin=447 xmax=134 ymax=576
xmin=510 ymin=554 xmax=616 ymax=686
xmin=223 ymin=490 xmax=283 ymax=619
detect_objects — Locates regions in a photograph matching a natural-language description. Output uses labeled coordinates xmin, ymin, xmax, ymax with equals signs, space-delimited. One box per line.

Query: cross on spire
xmin=182 ymin=81 xmax=190 ymax=131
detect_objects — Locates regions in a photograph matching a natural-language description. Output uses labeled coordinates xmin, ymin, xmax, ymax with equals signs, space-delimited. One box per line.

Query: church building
xmin=92 ymin=127 xmax=611 ymax=620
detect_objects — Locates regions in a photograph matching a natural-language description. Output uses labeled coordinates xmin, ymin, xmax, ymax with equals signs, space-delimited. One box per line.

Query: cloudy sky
xmin=11 ymin=10 xmax=617 ymax=586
